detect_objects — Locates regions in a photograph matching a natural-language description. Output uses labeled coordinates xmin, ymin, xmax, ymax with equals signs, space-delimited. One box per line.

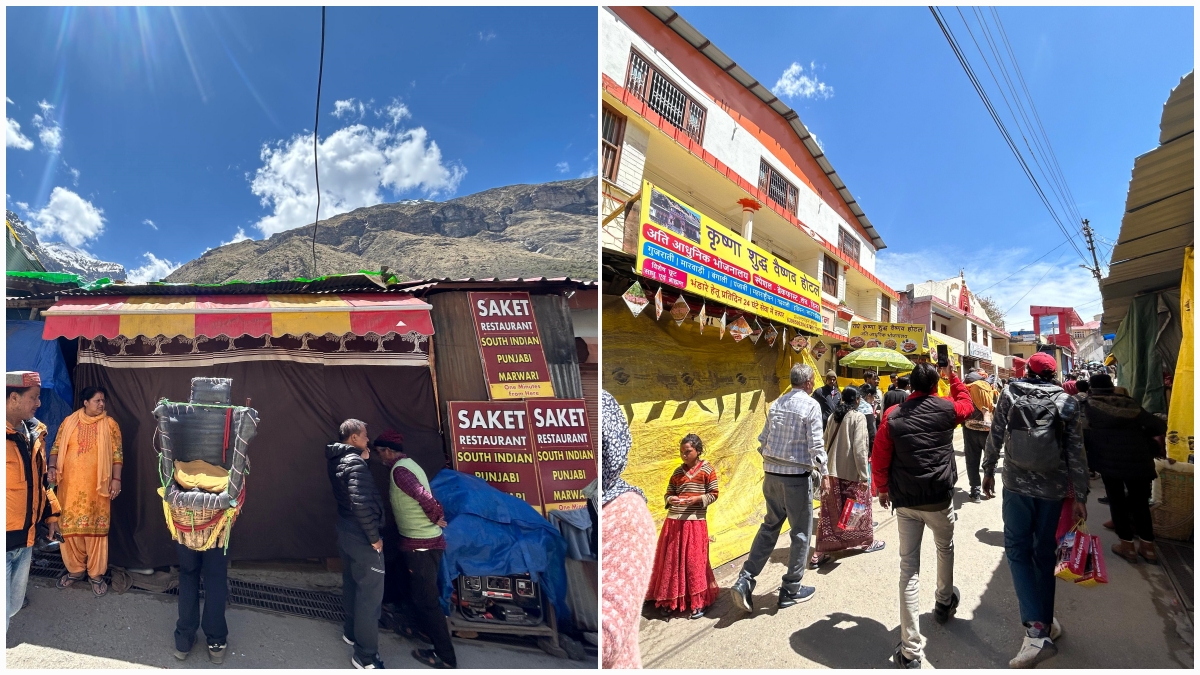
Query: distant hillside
xmin=5 ymin=210 xmax=126 ymax=283
xmin=166 ymin=178 xmax=598 ymax=283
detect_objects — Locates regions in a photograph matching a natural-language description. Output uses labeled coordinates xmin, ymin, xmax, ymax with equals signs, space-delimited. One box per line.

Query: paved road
xmin=637 ymin=430 xmax=1193 ymax=669
xmin=6 ymin=577 xmax=593 ymax=669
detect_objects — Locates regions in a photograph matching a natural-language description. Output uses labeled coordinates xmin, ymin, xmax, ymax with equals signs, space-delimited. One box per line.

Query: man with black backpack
xmin=982 ymin=352 xmax=1089 ymax=669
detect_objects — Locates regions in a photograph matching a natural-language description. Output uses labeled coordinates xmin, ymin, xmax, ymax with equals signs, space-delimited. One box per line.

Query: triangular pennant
xmin=748 ymin=317 xmax=763 ymax=344
xmin=670 ymin=295 xmax=690 ymax=326
xmin=730 ymin=316 xmax=751 ymax=342
xmin=719 ymin=311 xmax=727 ymax=340
xmin=812 ymin=340 xmax=828 ymax=360
xmin=698 ymin=302 xmax=707 ymax=334
xmin=764 ymin=322 xmax=779 ymax=348
xmin=790 ymin=333 xmax=809 ymax=353
xmin=622 ymin=281 xmax=649 ymax=317
xmin=653 ymin=287 xmax=664 ymax=320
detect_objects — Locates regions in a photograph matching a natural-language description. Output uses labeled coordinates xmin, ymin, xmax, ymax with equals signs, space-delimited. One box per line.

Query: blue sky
xmin=677 ymin=6 xmax=1192 ymax=330
xmin=6 ymin=6 xmax=597 ymax=282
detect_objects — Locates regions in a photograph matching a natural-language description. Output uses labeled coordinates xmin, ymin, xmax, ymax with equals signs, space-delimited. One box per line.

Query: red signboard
xmin=447 ymin=401 xmax=541 ymax=512
xmin=528 ymin=399 xmax=596 ymax=512
xmin=468 ymin=292 xmax=556 ymax=400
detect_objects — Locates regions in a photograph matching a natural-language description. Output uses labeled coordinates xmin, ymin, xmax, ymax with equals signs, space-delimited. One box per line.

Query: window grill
xmin=602 ymin=105 xmax=626 ymax=183
xmin=626 ymin=51 xmax=706 ymax=143
xmin=759 ymin=160 xmax=799 ymax=214
xmin=838 ymin=227 xmax=861 ymax=264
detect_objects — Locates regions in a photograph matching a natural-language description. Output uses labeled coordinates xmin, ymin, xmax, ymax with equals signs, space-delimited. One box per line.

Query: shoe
xmin=1102 ymin=520 xmax=1115 ymax=531
xmin=970 ymin=488 xmax=982 ymax=504
xmin=411 ymin=648 xmax=452 ymax=669
xmin=1049 ymin=618 xmax=1063 ymax=642
xmin=1111 ymin=540 xmax=1139 ymax=564
xmin=352 ymin=653 xmax=385 ymax=669
xmin=1009 ymin=635 xmax=1057 ymax=668
xmin=21 ymin=595 xmax=29 ymax=610
xmin=1098 ymin=496 xmax=1110 ymax=505
xmin=688 ymin=608 xmax=705 ymax=620
xmin=207 ymin=643 xmax=226 ymax=665
xmin=778 ymin=585 xmax=816 ymax=608
xmin=892 ymin=645 xmax=921 ymax=669
xmin=730 ymin=575 xmax=754 ymax=613
xmin=343 ymin=634 xmax=356 ymax=646
xmin=173 ymin=647 xmax=189 ymax=661
xmin=933 ymin=586 xmax=960 ymax=624
xmin=1137 ymin=540 xmax=1159 ymax=564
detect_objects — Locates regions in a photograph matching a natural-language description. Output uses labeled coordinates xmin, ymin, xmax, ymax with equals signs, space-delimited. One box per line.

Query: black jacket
xmin=882 ymin=389 xmax=908 ymax=416
xmin=325 ymin=443 xmax=385 ymax=544
xmin=813 ymin=386 xmax=840 ymax=429
xmin=886 ymin=395 xmax=958 ymax=509
xmin=1080 ymin=389 xmax=1166 ymax=480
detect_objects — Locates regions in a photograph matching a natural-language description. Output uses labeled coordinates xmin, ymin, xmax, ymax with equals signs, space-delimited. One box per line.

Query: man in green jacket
xmin=374 ymin=431 xmax=456 ymax=669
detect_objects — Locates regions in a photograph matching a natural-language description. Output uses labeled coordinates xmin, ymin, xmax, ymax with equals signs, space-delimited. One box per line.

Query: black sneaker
xmin=778 ymin=585 xmax=816 ymax=608
xmin=207 ymin=643 xmax=226 ymax=665
xmin=933 ymin=586 xmax=960 ymax=624
xmin=893 ymin=645 xmax=921 ymax=669
xmin=352 ymin=654 xmax=385 ymax=669
xmin=970 ymin=488 xmax=982 ymax=504
xmin=343 ymin=634 xmax=356 ymax=646
xmin=1098 ymin=496 xmax=1110 ymax=505
xmin=730 ymin=575 xmax=755 ymax=613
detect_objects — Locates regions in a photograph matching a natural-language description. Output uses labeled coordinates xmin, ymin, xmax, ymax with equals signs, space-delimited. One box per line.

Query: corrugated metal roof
xmin=1101 ymin=71 xmax=1194 ymax=333
xmin=645 ymin=6 xmax=887 ymax=251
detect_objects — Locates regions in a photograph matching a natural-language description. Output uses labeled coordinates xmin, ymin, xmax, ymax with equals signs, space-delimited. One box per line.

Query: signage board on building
xmin=968 ymin=341 xmax=990 ymax=359
xmin=848 ymin=321 xmax=928 ymax=355
xmin=448 ymin=401 xmax=542 ymax=511
xmin=527 ymin=399 xmax=596 ymax=512
xmin=468 ymin=292 xmax=556 ymax=400
xmin=634 ymin=181 xmax=823 ymax=335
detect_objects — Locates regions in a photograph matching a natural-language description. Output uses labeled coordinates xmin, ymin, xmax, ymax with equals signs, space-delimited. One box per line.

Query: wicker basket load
xmin=1151 ymin=459 xmax=1194 ymax=542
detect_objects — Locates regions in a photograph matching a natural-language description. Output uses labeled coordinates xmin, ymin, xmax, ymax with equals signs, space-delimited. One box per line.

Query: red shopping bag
xmin=1074 ymin=535 xmax=1109 ymax=587
xmin=1055 ymin=496 xmax=1075 ymax=542
xmin=1054 ymin=521 xmax=1090 ymax=581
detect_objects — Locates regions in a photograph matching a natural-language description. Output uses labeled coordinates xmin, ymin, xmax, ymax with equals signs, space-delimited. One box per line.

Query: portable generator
xmin=453 ymin=573 xmax=544 ymax=626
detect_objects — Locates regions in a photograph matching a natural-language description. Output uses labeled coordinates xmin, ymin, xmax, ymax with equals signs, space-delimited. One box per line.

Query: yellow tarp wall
xmin=604 ymin=296 xmax=810 ymax=567
xmin=1166 ymin=247 xmax=1193 ymax=463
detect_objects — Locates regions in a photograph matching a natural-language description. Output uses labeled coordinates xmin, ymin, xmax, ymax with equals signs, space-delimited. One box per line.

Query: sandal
xmin=411 ymin=648 xmax=452 ymax=669
xmin=809 ymin=552 xmax=829 ymax=569
xmin=56 ymin=572 xmax=85 ymax=589
xmin=397 ymin=625 xmax=432 ymax=643
xmin=89 ymin=576 xmax=109 ymax=597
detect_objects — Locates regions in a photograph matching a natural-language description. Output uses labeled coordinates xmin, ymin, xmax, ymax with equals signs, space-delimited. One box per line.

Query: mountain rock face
xmin=166 ymin=178 xmax=598 ymax=284
xmin=5 ymin=210 xmax=126 ymax=283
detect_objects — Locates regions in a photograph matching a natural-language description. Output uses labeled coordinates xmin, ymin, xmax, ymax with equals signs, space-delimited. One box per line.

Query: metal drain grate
xmin=30 ymin=552 xmax=345 ymax=623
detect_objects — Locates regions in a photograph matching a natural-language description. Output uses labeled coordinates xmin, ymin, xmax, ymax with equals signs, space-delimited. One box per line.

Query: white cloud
xmin=382 ymin=99 xmax=410 ymax=127
xmin=30 ymin=187 xmax=105 ymax=248
xmin=556 ymin=161 xmax=570 ymax=174
xmin=15 ymin=201 xmax=30 ymax=212
xmin=5 ymin=97 xmax=13 ymax=105
xmin=126 ymin=252 xmax=181 ymax=284
xmin=32 ymin=100 xmax=63 ymax=151
xmin=479 ymin=30 xmax=497 ymax=42
xmin=333 ymin=98 xmax=367 ymax=120
xmin=6 ymin=117 xmax=33 ymax=150
xmin=578 ymin=166 xmax=597 ymax=179
xmin=68 ymin=166 xmax=80 ymax=185
xmin=810 ymin=131 xmax=825 ymax=152
xmin=249 ymin=112 xmax=465 ymax=237
xmin=222 ymin=227 xmax=251 ymax=245
xmin=774 ymin=61 xmax=834 ymax=100
xmin=143 ymin=219 xmax=157 ymax=230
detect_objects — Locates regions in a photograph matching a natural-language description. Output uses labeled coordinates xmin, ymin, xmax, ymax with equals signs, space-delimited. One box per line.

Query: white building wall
xmin=614 ymin=123 xmax=649 ymax=196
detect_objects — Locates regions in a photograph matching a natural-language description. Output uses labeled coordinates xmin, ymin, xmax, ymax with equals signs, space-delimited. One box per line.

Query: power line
xmin=974 ymin=238 xmax=1071 ymax=294
xmin=1003 ymin=250 xmax=1068 ymax=316
xmin=311 ymin=7 xmax=326 ymax=279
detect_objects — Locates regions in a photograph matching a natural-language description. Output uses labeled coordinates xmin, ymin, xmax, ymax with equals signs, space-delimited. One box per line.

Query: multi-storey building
xmin=897 ymin=274 xmax=1010 ymax=378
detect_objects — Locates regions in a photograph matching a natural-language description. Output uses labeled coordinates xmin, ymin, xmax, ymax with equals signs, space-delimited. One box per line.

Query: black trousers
xmin=174 ymin=544 xmax=229 ymax=651
xmin=400 ymin=549 xmax=456 ymax=667
xmin=962 ymin=429 xmax=989 ymax=490
xmin=337 ymin=518 xmax=385 ymax=662
xmin=1101 ymin=474 xmax=1155 ymax=542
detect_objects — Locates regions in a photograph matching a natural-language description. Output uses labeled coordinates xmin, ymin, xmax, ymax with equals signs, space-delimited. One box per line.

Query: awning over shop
xmin=42 ymin=293 xmax=434 ymax=340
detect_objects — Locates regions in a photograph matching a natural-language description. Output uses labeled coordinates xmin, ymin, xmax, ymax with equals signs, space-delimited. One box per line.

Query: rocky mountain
xmin=166 ymin=178 xmax=598 ymax=284
xmin=5 ymin=210 xmax=126 ymax=283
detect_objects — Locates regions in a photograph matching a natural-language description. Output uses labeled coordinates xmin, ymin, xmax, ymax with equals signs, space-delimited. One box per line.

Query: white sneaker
xmin=1009 ymin=635 xmax=1058 ymax=668
xmin=1049 ymin=618 xmax=1063 ymax=642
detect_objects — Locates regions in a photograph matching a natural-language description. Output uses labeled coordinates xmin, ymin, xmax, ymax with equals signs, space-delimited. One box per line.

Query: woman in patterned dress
xmin=48 ymin=387 xmax=123 ymax=597
xmin=811 ymin=387 xmax=884 ymax=567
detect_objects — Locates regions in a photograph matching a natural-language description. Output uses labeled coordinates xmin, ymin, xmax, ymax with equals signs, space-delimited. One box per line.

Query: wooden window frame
xmin=821 ymin=253 xmax=839 ymax=298
xmin=971 ymin=324 xmax=978 ymax=343
xmin=880 ymin=295 xmax=891 ymax=323
xmin=983 ymin=331 xmax=989 ymax=348
xmin=758 ymin=159 xmax=799 ymax=214
xmin=601 ymin=104 xmax=627 ymax=184
xmin=838 ymin=227 xmax=861 ymax=264
xmin=625 ymin=49 xmax=707 ymax=144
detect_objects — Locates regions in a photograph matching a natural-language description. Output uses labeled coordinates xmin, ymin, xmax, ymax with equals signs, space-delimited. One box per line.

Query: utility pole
xmin=1080 ymin=219 xmax=1103 ymax=284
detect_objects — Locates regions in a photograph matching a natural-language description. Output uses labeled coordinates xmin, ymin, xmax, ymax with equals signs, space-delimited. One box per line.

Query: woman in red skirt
xmin=646 ymin=433 xmax=720 ymax=619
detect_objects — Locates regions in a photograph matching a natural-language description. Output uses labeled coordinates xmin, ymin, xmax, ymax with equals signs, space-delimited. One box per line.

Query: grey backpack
xmin=1004 ymin=387 xmax=1064 ymax=474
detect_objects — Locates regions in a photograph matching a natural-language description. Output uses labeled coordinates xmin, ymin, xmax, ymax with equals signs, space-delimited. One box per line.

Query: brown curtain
xmin=74 ymin=361 xmax=443 ymax=569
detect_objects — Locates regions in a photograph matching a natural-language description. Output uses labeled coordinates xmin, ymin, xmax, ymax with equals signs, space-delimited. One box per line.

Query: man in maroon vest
xmin=872 ymin=361 xmax=974 ymax=669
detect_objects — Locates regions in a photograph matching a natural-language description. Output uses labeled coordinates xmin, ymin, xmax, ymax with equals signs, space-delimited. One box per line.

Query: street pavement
xmin=6 ymin=577 xmax=593 ymax=669
xmin=637 ymin=429 xmax=1193 ymax=669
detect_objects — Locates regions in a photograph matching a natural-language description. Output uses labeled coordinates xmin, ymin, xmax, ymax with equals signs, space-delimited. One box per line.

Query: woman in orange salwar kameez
xmin=48 ymin=387 xmax=123 ymax=597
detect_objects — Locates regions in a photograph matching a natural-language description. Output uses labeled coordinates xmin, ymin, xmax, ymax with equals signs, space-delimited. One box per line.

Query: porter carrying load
xmin=152 ymin=378 xmax=259 ymax=551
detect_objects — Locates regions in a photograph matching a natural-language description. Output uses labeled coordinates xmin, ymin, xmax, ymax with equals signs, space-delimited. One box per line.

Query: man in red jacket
xmin=871 ymin=361 xmax=974 ymax=669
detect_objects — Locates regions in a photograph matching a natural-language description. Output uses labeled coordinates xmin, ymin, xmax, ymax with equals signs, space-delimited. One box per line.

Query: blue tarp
xmin=5 ymin=320 xmax=73 ymax=447
xmin=430 ymin=469 xmax=572 ymax=628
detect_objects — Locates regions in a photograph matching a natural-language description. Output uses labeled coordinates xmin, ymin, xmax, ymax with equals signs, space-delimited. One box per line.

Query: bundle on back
xmin=153 ymin=377 xmax=260 ymax=551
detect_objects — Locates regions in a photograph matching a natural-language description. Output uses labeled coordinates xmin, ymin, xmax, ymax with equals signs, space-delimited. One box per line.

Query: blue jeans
xmin=1002 ymin=489 xmax=1061 ymax=628
xmin=6 ymin=546 xmax=33 ymax=632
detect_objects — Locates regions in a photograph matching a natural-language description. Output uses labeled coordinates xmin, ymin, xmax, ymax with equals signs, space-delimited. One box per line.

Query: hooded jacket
xmin=325 ymin=442 xmax=385 ymax=544
xmin=1079 ymin=388 xmax=1166 ymax=479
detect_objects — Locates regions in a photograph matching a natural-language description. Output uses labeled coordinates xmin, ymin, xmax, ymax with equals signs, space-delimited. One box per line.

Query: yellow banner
xmin=1166 ymin=247 xmax=1193 ymax=462
xmin=635 ymin=181 xmax=823 ymax=335
xmin=848 ymin=321 xmax=927 ymax=355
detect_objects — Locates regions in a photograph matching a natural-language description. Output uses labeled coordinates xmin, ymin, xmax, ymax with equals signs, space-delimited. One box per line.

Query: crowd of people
xmin=600 ymin=350 xmax=1168 ymax=669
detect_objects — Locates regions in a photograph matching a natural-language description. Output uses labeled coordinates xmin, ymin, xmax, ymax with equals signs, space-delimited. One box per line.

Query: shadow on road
xmin=789 ymin=612 xmax=898 ymax=667
xmin=975 ymin=527 xmax=1006 ymax=547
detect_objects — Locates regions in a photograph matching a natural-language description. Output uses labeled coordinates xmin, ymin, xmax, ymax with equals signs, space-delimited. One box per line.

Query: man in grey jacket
xmin=730 ymin=364 xmax=827 ymax=612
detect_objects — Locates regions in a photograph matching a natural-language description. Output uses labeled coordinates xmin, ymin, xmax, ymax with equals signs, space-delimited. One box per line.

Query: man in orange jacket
xmin=6 ymin=371 xmax=60 ymax=631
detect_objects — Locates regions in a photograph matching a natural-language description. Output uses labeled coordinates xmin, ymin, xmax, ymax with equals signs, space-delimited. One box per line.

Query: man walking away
xmin=374 ymin=431 xmax=457 ymax=669
xmin=6 ymin=372 xmax=60 ymax=632
xmin=963 ymin=372 xmax=996 ymax=504
xmin=872 ymin=361 xmax=974 ymax=669
xmin=882 ymin=376 xmax=909 ymax=415
xmin=327 ymin=419 xmax=387 ymax=669
xmin=982 ymin=352 xmax=1088 ymax=669
xmin=813 ymin=370 xmax=841 ymax=431
xmin=730 ymin=364 xmax=827 ymax=612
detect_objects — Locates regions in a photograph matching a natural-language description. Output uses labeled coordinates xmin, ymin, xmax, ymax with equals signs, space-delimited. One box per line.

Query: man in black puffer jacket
xmin=871 ymin=362 xmax=974 ymax=669
xmin=326 ymin=419 xmax=387 ymax=669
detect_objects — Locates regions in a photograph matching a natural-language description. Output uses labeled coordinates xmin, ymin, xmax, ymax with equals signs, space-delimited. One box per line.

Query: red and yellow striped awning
xmin=42 ymin=294 xmax=434 ymax=340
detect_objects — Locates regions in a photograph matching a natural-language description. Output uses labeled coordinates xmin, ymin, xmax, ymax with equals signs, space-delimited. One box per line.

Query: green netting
xmin=6 ymin=270 xmax=81 ymax=286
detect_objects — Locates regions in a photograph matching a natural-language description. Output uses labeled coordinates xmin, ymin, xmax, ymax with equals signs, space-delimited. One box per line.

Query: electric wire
xmin=1003 ymin=250 xmax=1068 ymax=316
xmin=973 ymin=239 xmax=1071 ymax=294
xmin=311 ymin=7 xmax=326 ymax=279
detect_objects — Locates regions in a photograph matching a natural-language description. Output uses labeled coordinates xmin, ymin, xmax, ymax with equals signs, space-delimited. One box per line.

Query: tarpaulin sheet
xmin=1166 ymin=247 xmax=1193 ymax=462
xmin=603 ymin=296 xmax=801 ymax=567
xmin=1112 ymin=289 xmax=1181 ymax=415
xmin=5 ymin=320 xmax=73 ymax=447
xmin=430 ymin=469 xmax=572 ymax=627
